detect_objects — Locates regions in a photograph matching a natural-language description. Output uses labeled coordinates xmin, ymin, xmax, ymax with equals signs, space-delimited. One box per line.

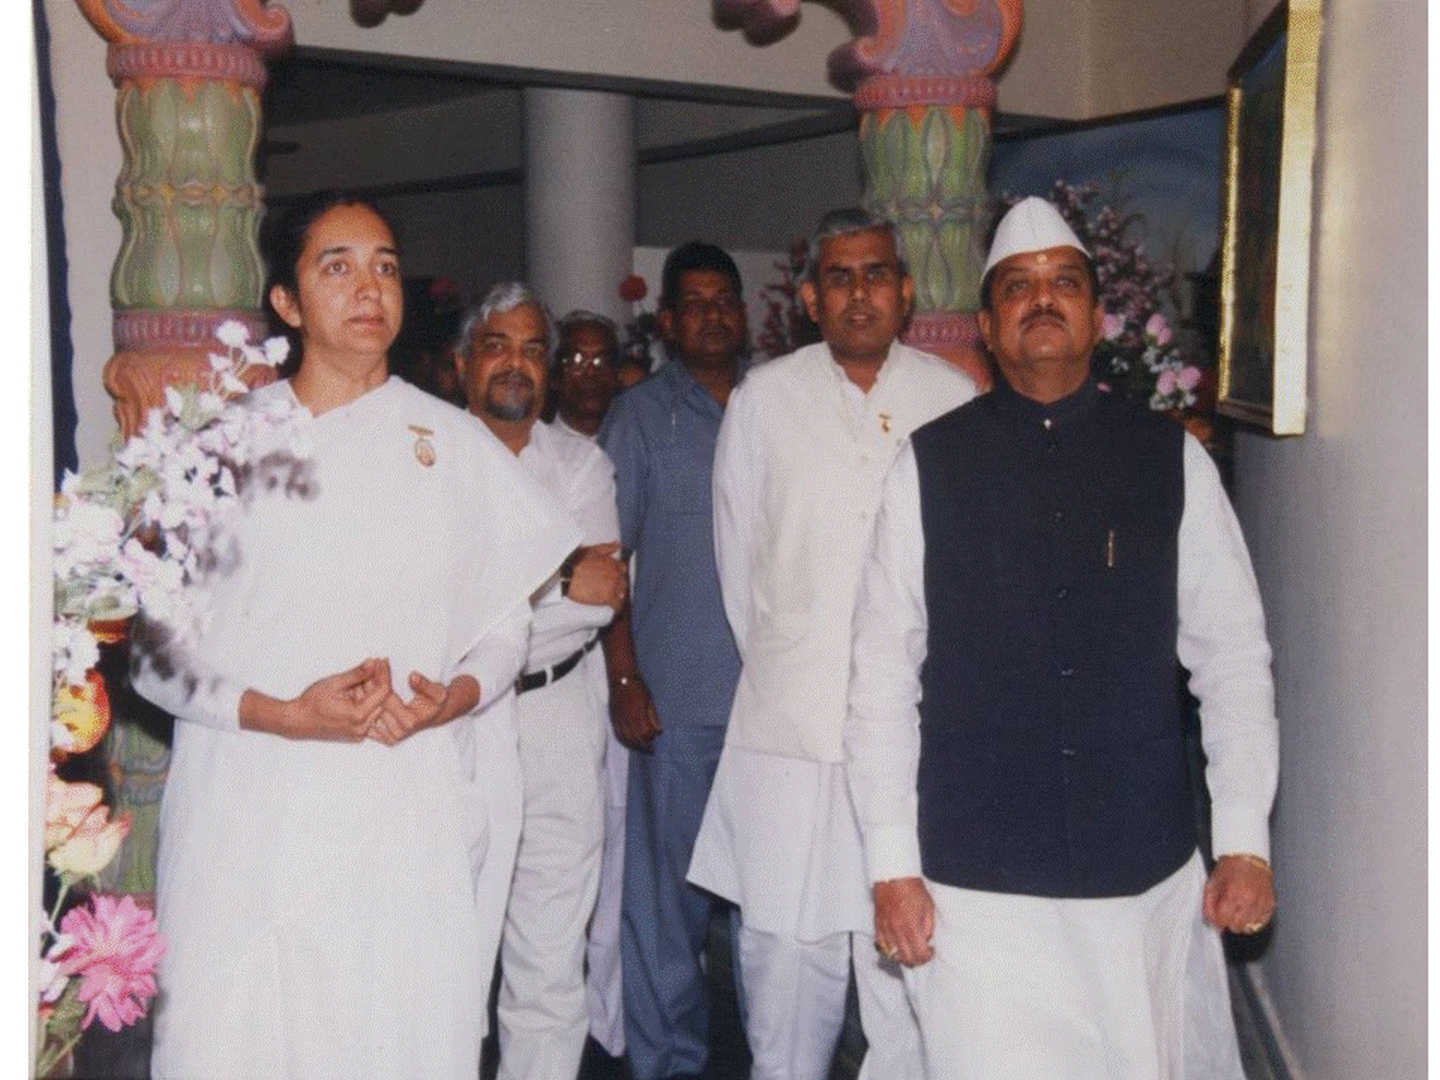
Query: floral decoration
xmin=756 ymin=239 xmax=821 ymax=359
xmin=618 ymin=274 xmax=660 ymax=371
xmin=39 ymin=322 xmax=308 ymax=1077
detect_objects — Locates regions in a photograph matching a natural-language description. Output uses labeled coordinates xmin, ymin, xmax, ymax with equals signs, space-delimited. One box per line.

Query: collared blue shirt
xmin=599 ymin=360 xmax=740 ymax=755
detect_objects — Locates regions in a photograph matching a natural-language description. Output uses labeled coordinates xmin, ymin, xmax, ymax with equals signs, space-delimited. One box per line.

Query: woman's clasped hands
xmin=240 ymin=658 xmax=479 ymax=744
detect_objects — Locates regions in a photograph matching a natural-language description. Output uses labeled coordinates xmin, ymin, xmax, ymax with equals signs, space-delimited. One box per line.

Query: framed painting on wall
xmin=1216 ymin=0 xmax=1322 ymax=435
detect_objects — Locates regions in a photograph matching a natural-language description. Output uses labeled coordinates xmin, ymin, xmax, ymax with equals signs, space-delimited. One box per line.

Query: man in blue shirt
xmin=598 ymin=242 xmax=746 ymax=1080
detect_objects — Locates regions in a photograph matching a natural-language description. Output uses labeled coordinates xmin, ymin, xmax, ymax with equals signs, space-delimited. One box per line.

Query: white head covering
xmin=983 ymin=196 xmax=1090 ymax=279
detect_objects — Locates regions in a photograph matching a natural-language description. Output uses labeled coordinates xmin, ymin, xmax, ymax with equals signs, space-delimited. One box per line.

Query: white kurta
xmin=498 ymin=420 xmax=621 ymax=1079
xmin=135 ymin=378 xmax=578 ymax=1080
xmin=846 ymin=432 xmax=1278 ymax=1078
xmin=688 ymin=342 xmax=976 ymax=939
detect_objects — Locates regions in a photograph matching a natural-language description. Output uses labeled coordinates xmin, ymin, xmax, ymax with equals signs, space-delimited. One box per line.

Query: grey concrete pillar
xmin=522 ymin=87 xmax=636 ymax=324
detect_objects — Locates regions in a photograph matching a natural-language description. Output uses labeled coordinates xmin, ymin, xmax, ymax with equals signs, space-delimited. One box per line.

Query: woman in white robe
xmin=133 ymin=193 xmax=577 ymax=1080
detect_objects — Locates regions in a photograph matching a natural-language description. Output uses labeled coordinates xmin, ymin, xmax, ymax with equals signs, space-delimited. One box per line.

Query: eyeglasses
xmin=559 ymin=352 xmax=616 ymax=371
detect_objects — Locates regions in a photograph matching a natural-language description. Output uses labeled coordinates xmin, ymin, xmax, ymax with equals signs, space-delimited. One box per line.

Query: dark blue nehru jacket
xmin=909 ymin=377 xmax=1194 ymax=898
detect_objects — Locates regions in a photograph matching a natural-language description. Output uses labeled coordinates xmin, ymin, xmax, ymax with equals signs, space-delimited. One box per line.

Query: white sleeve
xmin=712 ymin=382 xmax=761 ymax=658
xmin=529 ymin=447 xmax=623 ymax=646
xmin=130 ymin=623 xmax=245 ymax=732
xmin=846 ymin=441 xmax=928 ymax=883
xmin=452 ymin=598 xmax=532 ymax=711
xmin=1176 ymin=434 xmax=1279 ymax=860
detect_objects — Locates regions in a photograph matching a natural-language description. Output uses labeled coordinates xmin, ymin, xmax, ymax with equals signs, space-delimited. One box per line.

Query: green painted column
xmin=74 ymin=0 xmax=292 ymax=903
xmin=716 ymin=0 xmax=1024 ymax=386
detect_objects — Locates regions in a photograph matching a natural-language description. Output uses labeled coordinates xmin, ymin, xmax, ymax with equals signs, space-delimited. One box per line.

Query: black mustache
xmin=488 ymin=371 xmax=535 ymax=391
xmin=1022 ymin=309 xmax=1066 ymax=329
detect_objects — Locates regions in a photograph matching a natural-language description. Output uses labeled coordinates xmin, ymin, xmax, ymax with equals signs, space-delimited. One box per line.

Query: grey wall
xmin=1231 ymin=1 xmax=1426 ymax=1074
xmin=639 ymin=130 xmax=863 ymax=252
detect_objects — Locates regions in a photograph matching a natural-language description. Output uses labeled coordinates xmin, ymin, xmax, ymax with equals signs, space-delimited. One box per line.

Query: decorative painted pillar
xmin=716 ymin=0 xmax=1022 ymax=388
xmin=71 ymin=0 xmax=292 ymax=903
xmin=76 ymin=0 xmax=293 ymax=437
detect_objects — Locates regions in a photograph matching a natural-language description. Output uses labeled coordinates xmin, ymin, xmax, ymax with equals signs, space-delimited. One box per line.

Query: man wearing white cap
xmin=845 ymin=195 xmax=1279 ymax=1077
xmin=688 ymin=208 xmax=975 ymax=1079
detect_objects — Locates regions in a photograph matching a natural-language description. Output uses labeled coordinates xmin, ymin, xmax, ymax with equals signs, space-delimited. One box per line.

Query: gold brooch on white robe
xmin=409 ymin=425 xmax=436 ymax=467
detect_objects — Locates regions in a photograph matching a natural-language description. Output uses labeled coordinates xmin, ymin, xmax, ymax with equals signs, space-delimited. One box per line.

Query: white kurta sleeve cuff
xmin=1210 ymin=803 xmax=1272 ymax=864
xmin=866 ymin=823 xmax=924 ymax=884
xmin=454 ymin=600 xmax=531 ymax=710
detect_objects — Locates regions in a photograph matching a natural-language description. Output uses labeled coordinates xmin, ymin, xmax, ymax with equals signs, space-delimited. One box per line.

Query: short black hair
xmin=660 ymin=242 xmax=743 ymax=311
xmin=978 ymin=251 xmax=1101 ymax=312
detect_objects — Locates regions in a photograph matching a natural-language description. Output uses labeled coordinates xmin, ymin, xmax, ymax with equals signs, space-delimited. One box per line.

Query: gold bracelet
xmin=1225 ymin=853 xmax=1273 ymax=874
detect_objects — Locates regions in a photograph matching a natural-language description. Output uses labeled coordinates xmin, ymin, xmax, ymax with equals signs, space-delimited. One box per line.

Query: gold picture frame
xmin=1216 ymin=0 xmax=1322 ymax=435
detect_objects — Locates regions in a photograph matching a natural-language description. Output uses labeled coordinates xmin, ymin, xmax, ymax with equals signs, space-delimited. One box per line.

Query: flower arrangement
xmin=40 ymin=322 xmax=306 ymax=1076
xmin=617 ymin=274 xmax=660 ymax=371
xmin=36 ymin=769 xmax=160 ymax=1076
xmin=52 ymin=322 xmax=302 ymax=725
xmin=1005 ymin=181 xmax=1213 ymax=418
xmin=756 ymin=239 xmax=821 ymax=359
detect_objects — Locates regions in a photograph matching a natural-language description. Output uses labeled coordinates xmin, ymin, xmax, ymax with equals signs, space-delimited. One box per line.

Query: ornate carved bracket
xmin=715 ymin=0 xmax=1022 ymax=90
xmin=75 ymin=0 xmax=292 ymax=53
xmin=74 ymin=0 xmax=290 ymax=434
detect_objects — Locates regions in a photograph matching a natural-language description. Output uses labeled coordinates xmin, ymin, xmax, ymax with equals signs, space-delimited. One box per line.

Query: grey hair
xmin=454 ymin=281 xmax=553 ymax=356
xmin=554 ymin=309 xmax=620 ymax=357
xmin=805 ymin=207 xmax=908 ymax=282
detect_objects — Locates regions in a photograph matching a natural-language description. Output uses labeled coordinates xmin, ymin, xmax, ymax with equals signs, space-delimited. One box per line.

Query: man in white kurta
xmin=687 ymin=210 xmax=975 ymax=1078
xmin=844 ymin=197 xmax=1279 ymax=1078
xmin=455 ymin=284 xmax=628 ymax=1080
xmin=134 ymin=374 xmax=578 ymax=1080
xmin=552 ymin=309 xmax=631 ymax=1059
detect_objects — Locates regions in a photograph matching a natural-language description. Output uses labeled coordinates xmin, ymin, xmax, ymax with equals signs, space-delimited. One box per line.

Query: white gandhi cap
xmin=982 ymin=196 xmax=1090 ymax=279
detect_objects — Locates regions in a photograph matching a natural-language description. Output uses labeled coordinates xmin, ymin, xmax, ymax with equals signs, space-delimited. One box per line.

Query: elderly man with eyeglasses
xmin=552 ymin=310 xmax=624 ymax=441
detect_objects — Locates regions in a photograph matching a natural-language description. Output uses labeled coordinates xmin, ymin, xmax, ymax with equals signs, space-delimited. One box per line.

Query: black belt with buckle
xmin=515 ymin=636 xmax=598 ymax=695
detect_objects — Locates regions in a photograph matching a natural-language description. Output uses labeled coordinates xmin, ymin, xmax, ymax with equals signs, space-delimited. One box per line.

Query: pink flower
xmin=1144 ymin=313 xmax=1172 ymax=346
xmin=1177 ymin=365 xmax=1202 ymax=390
xmin=1155 ymin=368 xmax=1179 ymax=396
xmin=1101 ymin=312 xmax=1125 ymax=341
xmin=54 ymin=895 xmax=164 ymax=1033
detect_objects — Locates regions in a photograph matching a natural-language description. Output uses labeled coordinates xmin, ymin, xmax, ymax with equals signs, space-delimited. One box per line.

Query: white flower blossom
xmin=262 ymin=336 xmax=290 ymax=366
xmin=53 ymin=621 xmax=99 ymax=687
xmin=50 ymin=327 xmax=313 ymax=724
xmin=49 ymin=720 xmax=76 ymax=754
xmin=215 ymin=319 xmax=249 ymax=349
xmin=39 ymin=931 xmax=74 ymax=1003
